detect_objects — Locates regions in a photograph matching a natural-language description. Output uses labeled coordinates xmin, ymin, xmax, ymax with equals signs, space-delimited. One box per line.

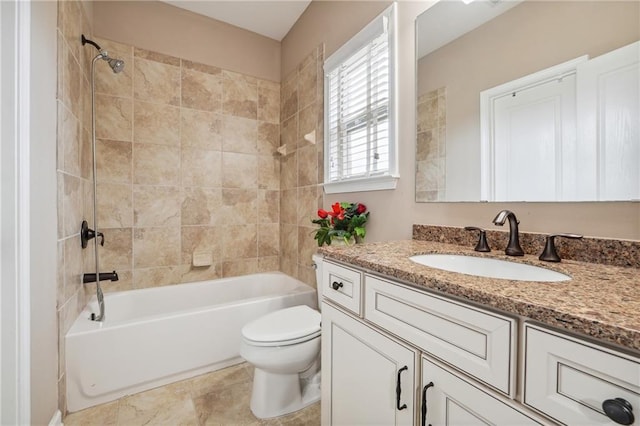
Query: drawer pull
xmin=602 ymin=398 xmax=634 ymax=425
xmin=421 ymin=381 xmax=434 ymax=426
xmin=331 ymin=281 xmax=344 ymax=291
xmin=396 ymin=366 xmax=408 ymax=411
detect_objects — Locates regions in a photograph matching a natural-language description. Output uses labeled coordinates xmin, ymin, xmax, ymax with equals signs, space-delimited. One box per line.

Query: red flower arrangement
xmin=312 ymin=202 xmax=369 ymax=246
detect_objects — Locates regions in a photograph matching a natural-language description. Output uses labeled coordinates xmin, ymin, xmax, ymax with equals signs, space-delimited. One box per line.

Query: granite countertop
xmin=320 ymin=240 xmax=640 ymax=354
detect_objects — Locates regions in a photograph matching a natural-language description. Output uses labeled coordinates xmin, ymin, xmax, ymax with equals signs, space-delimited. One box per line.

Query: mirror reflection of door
xmin=491 ymin=74 xmax=576 ymax=201
xmin=481 ymin=41 xmax=639 ymax=202
xmin=481 ymin=57 xmax=582 ymax=201
xmin=577 ymin=41 xmax=640 ymax=201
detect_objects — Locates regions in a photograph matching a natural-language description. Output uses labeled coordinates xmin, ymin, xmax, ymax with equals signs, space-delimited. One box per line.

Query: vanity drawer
xmin=322 ymin=261 xmax=362 ymax=316
xmin=524 ymin=324 xmax=640 ymax=425
xmin=364 ymin=275 xmax=516 ymax=396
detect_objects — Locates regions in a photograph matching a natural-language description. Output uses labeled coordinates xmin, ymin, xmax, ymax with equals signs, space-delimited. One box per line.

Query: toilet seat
xmin=242 ymin=305 xmax=321 ymax=347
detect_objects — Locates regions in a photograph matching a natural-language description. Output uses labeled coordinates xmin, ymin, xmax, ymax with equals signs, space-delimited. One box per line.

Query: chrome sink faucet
xmin=492 ymin=210 xmax=524 ymax=256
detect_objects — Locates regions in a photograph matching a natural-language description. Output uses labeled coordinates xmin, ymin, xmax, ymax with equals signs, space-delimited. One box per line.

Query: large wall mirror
xmin=415 ymin=0 xmax=639 ymax=202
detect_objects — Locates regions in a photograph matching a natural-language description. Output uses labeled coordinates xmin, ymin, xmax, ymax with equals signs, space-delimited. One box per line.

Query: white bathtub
xmin=65 ymin=272 xmax=317 ymax=412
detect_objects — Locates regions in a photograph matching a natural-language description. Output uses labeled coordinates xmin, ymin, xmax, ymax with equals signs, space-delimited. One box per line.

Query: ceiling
xmin=162 ymin=1 xmax=312 ymax=41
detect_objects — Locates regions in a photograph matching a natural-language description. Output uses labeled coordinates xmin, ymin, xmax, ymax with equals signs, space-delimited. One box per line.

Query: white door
xmin=321 ymin=302 xmax=417 ymax=426
xmin=576 ymin=40 xmax=640 ymax=201
xmin=491 ymin=75 xmax=577 ymax=201
xmin=421 ymin=357 xmax=544 ymax=425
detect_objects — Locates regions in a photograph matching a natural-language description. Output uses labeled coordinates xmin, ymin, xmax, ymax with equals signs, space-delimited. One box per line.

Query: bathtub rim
xmin=70 ymin=271 xmax=316 ymax=334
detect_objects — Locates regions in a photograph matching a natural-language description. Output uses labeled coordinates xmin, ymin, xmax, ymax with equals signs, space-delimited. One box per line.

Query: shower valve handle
xmin=81 ymin=220 xmax=105 ymax=248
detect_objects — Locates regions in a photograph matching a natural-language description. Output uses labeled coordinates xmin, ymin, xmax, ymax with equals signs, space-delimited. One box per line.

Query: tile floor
xmin=64 ymin=363 xmax=320 ymax=426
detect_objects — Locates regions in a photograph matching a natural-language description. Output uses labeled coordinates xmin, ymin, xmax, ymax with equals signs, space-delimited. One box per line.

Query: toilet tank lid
xmin=242 ymin=305 xmax=321 ymax=342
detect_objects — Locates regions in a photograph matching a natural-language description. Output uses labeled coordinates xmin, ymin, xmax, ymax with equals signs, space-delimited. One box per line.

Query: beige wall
xmin=32 ymin=1 xmax=60 ymax=424
xmin=56 ymin=0 xmax=94 ymax=416
xmin=93 ymin=0 xmax=281 ymax=82
xmin=93 ymin=37 xmax=281 ymax=290
xmin=281 ymin=1 xmax=391 ymax=78
xmin=417 ymin=1 xmax=640 ymax=201
xmin=286 ymin=1 xmax=640 ymax=241
xmin=418 ymin=1 xmax=640 ymax=97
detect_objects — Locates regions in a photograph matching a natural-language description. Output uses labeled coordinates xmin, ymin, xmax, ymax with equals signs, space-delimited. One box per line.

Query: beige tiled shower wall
xmin=416 ymin=87 xmax=447 ymax=201
xmin=279 ymin=45 xmax=325 ymax=288
xmin=93 ymin=38 xmax=282 ymax=290
xmin=56 ymin=0 xmax=94 ymax=415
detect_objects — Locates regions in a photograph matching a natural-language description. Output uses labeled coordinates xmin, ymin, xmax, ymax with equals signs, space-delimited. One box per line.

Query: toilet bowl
xmin=240 ymin=254 xmax=324 ymax=419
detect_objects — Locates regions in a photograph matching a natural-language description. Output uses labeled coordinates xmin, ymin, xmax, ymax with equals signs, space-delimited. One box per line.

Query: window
xmin=323 ymin=4 xmax=397 ymax=194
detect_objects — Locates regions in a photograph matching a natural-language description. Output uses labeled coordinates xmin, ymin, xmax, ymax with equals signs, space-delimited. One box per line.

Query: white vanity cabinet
xmin=321 ymin=302 xmax=418 ymax=426
xmin=320 ymin=259 xmax=639 ymax=426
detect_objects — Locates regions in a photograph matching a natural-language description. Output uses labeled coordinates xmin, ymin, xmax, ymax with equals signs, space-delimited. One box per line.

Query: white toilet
xmin=240 ymin=254 xmax=324 ymax=419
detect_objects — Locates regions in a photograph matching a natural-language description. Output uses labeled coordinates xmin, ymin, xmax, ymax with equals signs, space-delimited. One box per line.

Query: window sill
xmin=323 ymin=175 xmax=399 ymax=194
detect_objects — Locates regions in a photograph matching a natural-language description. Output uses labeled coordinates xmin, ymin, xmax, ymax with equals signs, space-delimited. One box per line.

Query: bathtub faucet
xmin=83 ymin=271 xmax=119 ymax=284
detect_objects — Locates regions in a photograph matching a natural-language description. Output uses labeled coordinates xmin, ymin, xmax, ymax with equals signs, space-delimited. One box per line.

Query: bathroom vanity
xmin=319 ymin=237 xmax=640 ymax=425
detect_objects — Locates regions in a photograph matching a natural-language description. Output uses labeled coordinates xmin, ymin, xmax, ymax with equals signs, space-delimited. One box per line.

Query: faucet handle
xmin=80 ymin=220 xmax=105 ymax=248
xmin=464 ymin=226 xmax=491 ymax=252
xmin=539 ymin=233 xmax=583 ymax=262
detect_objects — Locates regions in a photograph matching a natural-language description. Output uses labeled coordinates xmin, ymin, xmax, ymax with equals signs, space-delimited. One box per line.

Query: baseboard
xmin=48 ymin=410 xmax=63 ymax=426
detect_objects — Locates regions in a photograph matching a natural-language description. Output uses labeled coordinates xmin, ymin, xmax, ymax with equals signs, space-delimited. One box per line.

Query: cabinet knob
xmin=331 ymin=281 xmax=344 ymax=290
xmin=602 ymin=398 xmax=634 ymax=425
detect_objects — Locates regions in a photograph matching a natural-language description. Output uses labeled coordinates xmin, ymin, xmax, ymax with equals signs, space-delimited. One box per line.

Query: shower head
xmin=106 ymin=57 xmax=125 ymax=74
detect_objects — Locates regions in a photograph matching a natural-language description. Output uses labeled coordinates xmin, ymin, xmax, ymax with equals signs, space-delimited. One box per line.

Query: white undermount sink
xmin=409 ymin=254 xmax=571 ymax=282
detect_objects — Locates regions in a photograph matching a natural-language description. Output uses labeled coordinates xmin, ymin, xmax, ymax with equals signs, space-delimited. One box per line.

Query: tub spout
xmin=83 ymin=271 xmax=119 ymax=284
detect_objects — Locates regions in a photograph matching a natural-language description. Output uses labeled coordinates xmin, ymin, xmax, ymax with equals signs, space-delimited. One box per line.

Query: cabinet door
xmin=322 ymin=302 xmax=418 ymax=426
xmin=421 ymin=357 xmax=545 ymax=426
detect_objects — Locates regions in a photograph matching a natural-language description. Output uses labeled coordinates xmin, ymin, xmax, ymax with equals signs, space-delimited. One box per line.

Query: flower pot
xmin=331 ymin=237 xmax=356 ymax=247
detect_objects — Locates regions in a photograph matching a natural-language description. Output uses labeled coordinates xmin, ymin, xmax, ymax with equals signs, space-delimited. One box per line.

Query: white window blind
xmin=324 ymin=5 xmax=397 ymax=193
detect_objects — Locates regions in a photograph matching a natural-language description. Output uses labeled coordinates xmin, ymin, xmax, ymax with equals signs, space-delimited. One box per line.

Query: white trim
xmin=323 ymin=174 xmax=399 ymax=194
xmin=0 ymin=0 xmax=4 ymax=416
xmin=48 ymin=410 xmax=63 ymax=426
xmin=17 ymin=0 xmax=32 ymax=422
xmin=0 ymin=1 xmax=31 ymax=424
xmin=479 ymin=55 xmax=588 ymax=201
xmin=323 ymin=3 xmax=399 ymax=192
xmin=387 ymin=2 xmax=399 ymax=184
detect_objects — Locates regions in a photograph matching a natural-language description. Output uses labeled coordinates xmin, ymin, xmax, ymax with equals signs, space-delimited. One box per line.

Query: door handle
xmin=421 ymin=381 xmax=434 ymax=426
xmin=396 ymin=366 xmax=408 ymax=410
